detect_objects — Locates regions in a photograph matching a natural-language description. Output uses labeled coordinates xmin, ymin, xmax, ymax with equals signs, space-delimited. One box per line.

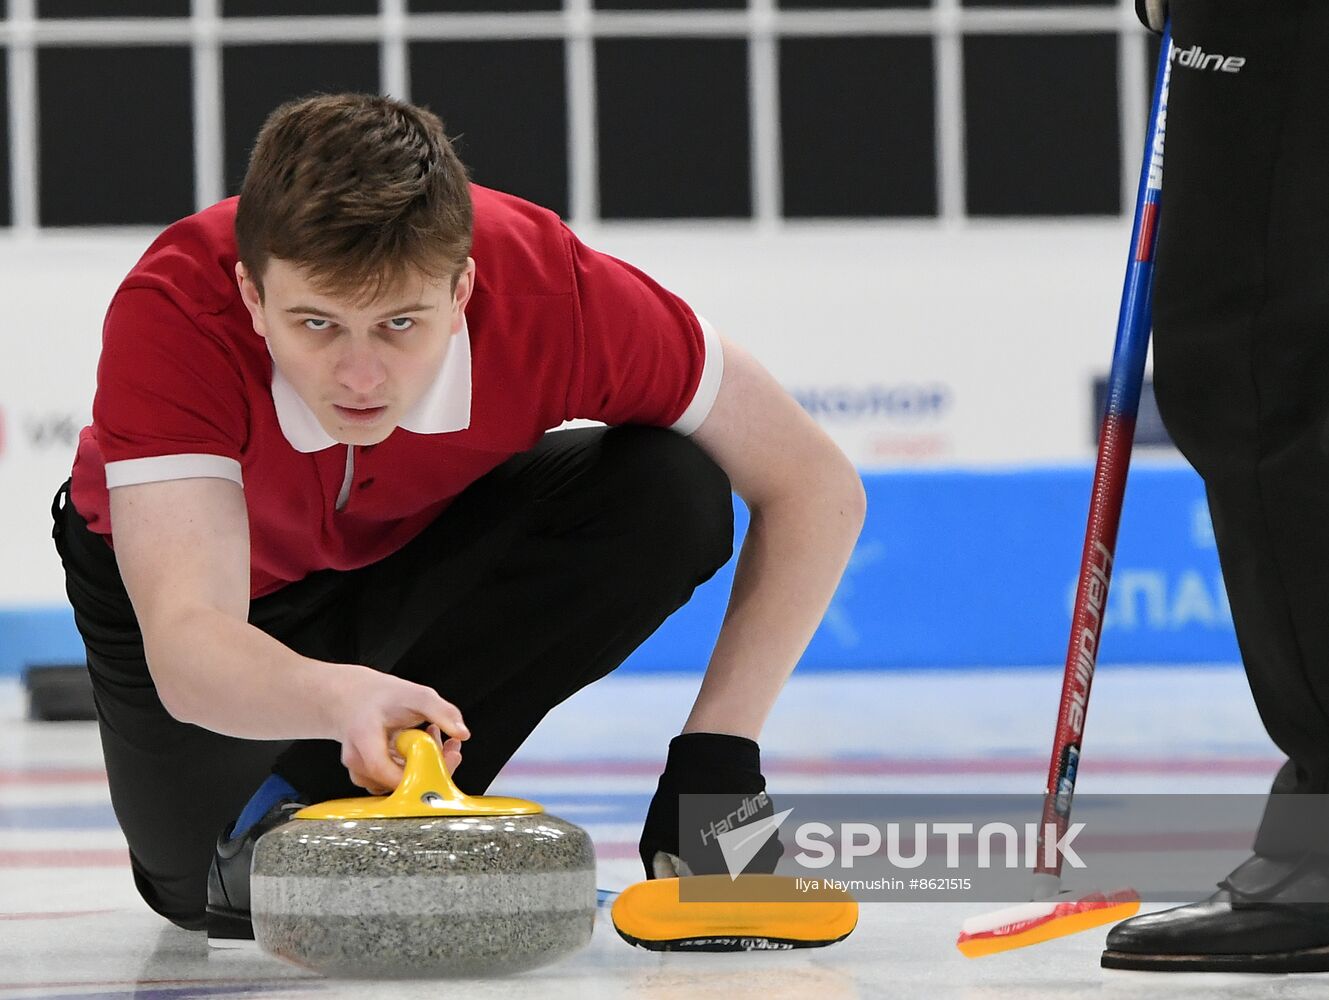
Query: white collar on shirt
xmin=270 ymin=319 xmax=474 ymax=454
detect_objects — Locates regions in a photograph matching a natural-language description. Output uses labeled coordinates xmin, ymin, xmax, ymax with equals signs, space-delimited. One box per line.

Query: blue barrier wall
xmin=0 ymin=464 xmax=1239 ymax=678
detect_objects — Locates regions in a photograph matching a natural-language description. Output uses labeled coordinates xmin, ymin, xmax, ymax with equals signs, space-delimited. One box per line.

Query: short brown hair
xmin=235 ymin=93 xmax=472 ymax=302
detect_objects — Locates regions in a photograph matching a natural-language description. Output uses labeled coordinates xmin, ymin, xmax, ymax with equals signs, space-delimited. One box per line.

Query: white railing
xmin=3 ymin=0 xmax=1148 ymax=232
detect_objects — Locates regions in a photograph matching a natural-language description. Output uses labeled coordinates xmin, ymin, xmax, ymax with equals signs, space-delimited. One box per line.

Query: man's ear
xmin=449 ymin=258 xmax=476 ymax=335
xmin=235 ymin=261 xmax=268 ymax=337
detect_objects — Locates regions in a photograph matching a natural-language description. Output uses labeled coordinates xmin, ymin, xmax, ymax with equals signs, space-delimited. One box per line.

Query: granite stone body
xmin=251 ymin=813 xmax=596 ymax=978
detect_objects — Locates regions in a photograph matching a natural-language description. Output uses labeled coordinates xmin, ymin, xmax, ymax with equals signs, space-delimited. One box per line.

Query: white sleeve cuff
xmin=670 ymin=315 xmax=724 ymax=436
xmin=105 ymin=453 xmax=243 ymax=489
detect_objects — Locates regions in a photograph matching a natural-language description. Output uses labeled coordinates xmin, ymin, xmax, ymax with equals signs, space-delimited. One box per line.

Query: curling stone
xmin=250 ymin=730 xmax=596 ymax=978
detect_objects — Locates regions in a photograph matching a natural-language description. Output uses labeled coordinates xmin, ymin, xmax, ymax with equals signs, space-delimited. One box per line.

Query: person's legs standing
xmin=1151 ymin=0 xmax=1329 ymax=855
xmin=1105 ymin=0 xmax=1329 ymax=970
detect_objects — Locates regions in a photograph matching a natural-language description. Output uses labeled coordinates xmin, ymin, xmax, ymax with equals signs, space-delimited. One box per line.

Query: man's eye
xmin=385 ymin=317 xmax=415 ymax=332
xmin=303 ymin=318 xmax=334 ymax=331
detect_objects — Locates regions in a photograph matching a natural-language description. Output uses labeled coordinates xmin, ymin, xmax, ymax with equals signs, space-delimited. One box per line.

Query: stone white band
xmin=251 ymin=869 xmax=596 ymax=917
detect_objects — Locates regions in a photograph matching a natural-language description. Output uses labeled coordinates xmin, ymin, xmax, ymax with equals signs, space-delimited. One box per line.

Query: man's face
xmin=237 ymin=256 xmax=474 ymax=446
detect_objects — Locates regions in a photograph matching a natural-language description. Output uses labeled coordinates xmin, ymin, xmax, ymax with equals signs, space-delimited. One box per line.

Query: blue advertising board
xmin=619 ymin=462 xmax=1237 ymax=672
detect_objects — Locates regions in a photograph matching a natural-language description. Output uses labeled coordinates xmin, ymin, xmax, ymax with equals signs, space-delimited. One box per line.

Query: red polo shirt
xmin=70 ymin=187 xmax=722 ymax=598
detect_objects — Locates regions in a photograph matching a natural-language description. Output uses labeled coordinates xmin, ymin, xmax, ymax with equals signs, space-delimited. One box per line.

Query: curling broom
xmin=956 ymin=22 xmax=1175 ymax=958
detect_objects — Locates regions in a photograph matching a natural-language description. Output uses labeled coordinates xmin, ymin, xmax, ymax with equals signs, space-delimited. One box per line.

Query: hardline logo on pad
xmin=704 ymin=803 xmax=796 ymax=881
xmin=697 ymin=791 xmax=792 ymax=880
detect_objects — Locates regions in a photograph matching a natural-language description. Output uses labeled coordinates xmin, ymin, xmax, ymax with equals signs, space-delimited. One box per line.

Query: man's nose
xmin=336 ymin=340 xmax=388 ymax=395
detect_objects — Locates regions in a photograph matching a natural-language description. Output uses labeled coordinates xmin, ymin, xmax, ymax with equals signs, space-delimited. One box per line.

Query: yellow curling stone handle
xmin=295 ymin=729 xmax=544 ymax=819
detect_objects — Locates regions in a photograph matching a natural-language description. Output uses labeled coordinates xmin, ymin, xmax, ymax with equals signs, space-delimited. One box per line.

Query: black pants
xmin=52 ymin=426 xmax=733 ymax=929
xmin=1152 ymin=1 xmax=1329 ymax=855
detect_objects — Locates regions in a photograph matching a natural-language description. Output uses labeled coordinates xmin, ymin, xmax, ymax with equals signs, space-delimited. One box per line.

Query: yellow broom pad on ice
xmin=611 ymin=875 xmax=859 ymax=952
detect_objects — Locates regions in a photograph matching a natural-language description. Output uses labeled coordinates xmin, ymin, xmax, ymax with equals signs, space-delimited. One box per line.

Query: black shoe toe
xmin=1104 ymin=890 xmax=1236 ymax=954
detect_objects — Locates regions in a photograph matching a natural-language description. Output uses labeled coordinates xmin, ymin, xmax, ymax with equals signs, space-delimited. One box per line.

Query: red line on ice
xmin=0 ymin=909 xmax=121 ymax=920
xmin=0 ymin=768 xmax=107 ymax=785
xmin=0 ymin=848 xmax=128 ymax=868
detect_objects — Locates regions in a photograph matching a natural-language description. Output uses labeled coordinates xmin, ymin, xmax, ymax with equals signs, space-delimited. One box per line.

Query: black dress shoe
xmin=206 ymin=798 xmax=305 ymax=948
xmin=1101 ymin=854 xmax=1329 ymax=972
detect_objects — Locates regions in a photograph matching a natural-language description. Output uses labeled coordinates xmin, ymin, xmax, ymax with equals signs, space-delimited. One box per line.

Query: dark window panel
xmin=38 ymin=1 xmax=188 ymax=15
xmin=963 ymin=33 xmax=1120 ymax=216
xmin=596 ymin=0 xmax=741 ymax=11
xmin=781 ymin=0 xmax=926 ymax=9
xmin=222 ymin=44 xmax=380 ymax=196
xmin=411 ymin=40 xmax=568 ymax=217
xmin=596 ymin=38 xmax=750 ymax=219
xmin=780 ymin=36 xmax=936 ymax=217
xmin=38 ymin=47 xmax=193 ymax=226
xmin=0 ymin=50 xmax=8 ymax=227
xmin=223 ymin=0 xmax=377 ymax=14
xmin=411 ymin=0 xmax=559 ymax=11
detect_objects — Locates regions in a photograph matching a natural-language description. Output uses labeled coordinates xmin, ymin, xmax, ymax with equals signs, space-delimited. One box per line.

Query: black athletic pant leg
xmin=1151 ymin=1 xmax=1329 ymax=854
xmin=54 ymin=425 xmax=733 ymax=928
